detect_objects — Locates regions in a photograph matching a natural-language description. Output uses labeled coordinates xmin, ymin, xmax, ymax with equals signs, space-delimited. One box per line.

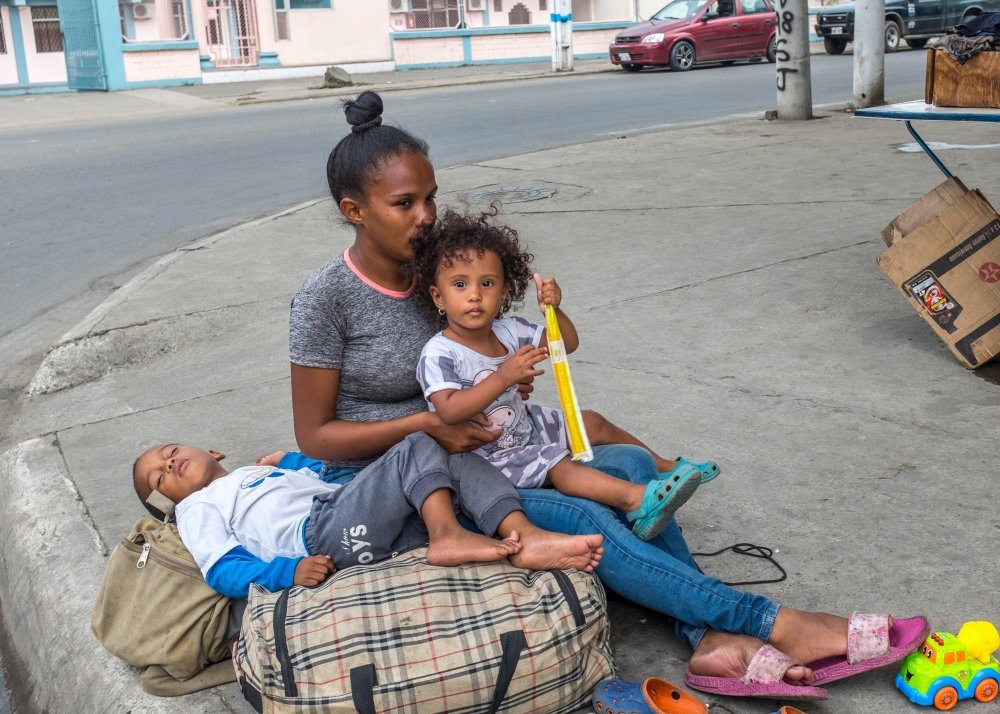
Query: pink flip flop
xmin=684 ymin=644 xmax=829 ymax=701
xmin=809 ymin=613 xmax=931 ymax=686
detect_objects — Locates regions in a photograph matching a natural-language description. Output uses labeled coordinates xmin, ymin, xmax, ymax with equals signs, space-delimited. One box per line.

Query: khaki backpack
xmin=91 ymin=516 xmax=236 ymax=696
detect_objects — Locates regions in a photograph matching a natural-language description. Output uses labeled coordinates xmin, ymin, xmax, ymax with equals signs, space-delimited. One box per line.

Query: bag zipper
xmin=120 ymin=535 xmax=202 ymax=578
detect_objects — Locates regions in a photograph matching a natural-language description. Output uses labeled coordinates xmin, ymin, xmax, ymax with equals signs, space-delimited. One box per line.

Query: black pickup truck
xmin=814 ymin=0 xmax=1000 ymax=54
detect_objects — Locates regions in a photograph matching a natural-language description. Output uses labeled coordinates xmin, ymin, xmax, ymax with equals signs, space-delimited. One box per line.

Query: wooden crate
xmin=925 ymin=48 xmax=1000 ymax=109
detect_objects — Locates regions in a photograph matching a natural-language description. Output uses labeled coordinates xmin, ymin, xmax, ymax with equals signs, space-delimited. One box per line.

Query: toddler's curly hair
xmin=411 ymin=207 xmax=534 ymax=328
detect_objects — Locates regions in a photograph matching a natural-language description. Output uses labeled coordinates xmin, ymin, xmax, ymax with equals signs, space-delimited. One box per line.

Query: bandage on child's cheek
xmin=545 ymin=305 xmax=593 ymax=462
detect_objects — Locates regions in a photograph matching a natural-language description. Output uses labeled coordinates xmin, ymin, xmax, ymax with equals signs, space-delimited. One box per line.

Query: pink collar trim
xmin=343 ymin=248 xmax=415 ymax=298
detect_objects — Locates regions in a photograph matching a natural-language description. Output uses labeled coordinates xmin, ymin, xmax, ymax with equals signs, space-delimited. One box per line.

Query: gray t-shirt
xmin=289 ymin=250 xmax=435 ymax=468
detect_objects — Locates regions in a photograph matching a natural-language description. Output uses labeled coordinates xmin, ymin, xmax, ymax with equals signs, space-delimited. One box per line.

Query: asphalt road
xmin=0 ymin=50 xmax=926 ymax=347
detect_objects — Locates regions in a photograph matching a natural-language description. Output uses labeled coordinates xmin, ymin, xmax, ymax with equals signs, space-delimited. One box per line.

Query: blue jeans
xmin=319 ymin=444 xmax=778 ymax=651
xmin=518 ymin=444 xmax=779 ymax=650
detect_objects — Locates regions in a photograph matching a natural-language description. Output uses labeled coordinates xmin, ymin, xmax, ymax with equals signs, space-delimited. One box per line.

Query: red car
xmin=609 ymin=0 xmax=778 ymax=71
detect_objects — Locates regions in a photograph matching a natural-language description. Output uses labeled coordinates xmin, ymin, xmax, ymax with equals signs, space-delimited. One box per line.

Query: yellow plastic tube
xmin=545 ymin=304 xmax=593 ymax=462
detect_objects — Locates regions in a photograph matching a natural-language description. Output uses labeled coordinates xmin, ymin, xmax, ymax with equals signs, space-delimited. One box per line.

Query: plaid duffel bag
xmin=235 ymin=547 xmax=615 ymax=713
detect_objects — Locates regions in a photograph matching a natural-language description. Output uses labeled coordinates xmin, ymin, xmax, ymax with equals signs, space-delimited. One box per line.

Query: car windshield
xmin=651 ymin=0 xmax=706 ymax=20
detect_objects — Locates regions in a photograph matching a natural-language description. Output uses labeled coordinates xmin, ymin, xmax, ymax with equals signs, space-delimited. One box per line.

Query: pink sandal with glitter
xmin=809 ymin=612 xmax=930 ymax=685
xmin=684 ymin=644 xmax=829 ymax=701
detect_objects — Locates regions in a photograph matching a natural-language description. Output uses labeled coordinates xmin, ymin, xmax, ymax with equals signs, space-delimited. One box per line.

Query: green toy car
xmin=897 ymin=630 xmax=1000 ymax=711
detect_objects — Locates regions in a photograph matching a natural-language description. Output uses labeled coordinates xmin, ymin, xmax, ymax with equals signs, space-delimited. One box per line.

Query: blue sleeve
xmin=277 ymin=451 xmax=325 ymax=476
xmin=205 ymin=545 xmax=301 ymax=599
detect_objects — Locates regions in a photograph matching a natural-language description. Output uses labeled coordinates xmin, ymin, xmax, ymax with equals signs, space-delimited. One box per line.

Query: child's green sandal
xmin=664 ymin=456 xmax=720 ymax=484
xmin=627 ymin=464 xmax=700 ymax=541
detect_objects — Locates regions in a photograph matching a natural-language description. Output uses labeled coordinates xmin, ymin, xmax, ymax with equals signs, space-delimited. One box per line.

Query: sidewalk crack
xmin=574 ymin=359 xmax=967 ymax=439
xmin=51 ymin=432 xmax=110 ymax=556
xmin=39 ymin=377 xmax=290 ymax=433
xmin=585 ymin=239 xmax=874 ymax=312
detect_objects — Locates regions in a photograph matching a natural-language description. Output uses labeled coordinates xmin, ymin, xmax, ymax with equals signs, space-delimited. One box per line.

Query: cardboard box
xmin=925 ymin=49 xmax=1000 ymax=109
xmin=881 ymin=176 xmax=968 ymax=247
xmin=877 ymin=179 xmax=1000 ymax=368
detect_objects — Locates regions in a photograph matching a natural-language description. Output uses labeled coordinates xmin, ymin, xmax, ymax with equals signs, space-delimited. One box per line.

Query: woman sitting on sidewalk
xmin=286 ymin=90 xmax=929 ymax=701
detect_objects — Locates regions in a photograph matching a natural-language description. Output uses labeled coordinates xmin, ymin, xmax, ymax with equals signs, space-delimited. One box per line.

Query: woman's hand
xmin=534 ymin=272 xmax=562 ymax=314
xmin=497 ymin=344 xmax=547 ymax=388
xmin=294 ymin=554 xmax=335 ymax=588
xmin=423 ymin=412 xmax=501 ymax=453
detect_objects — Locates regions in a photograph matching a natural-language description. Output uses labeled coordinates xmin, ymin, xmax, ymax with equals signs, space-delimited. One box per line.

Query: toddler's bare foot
xmin=426 ymin=528 xmax=522 ymax=567
xmin=509 ymin=528 xmax=604 ymax=572
xmin=255 ymin=451 xmax=287 ymax=467
xmin=689 ymin=631 xmax=813 ymax=683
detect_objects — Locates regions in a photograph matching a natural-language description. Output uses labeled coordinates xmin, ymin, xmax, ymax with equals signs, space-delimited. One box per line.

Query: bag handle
xmin=349 ymin=629 xmax=526 ymax=714
xmin=350 ymin=665 xmax=377 ymax=714
xmin=488 ymin=630 xmax=526 ymax=713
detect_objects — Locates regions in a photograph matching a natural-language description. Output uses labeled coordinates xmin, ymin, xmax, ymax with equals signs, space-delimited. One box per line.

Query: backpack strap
xmin=146 ymin=490 xmax=176 ymax=519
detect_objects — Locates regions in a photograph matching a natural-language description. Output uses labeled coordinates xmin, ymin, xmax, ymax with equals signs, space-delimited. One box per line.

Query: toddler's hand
xmin=294 ymin=555 xmax=335 ymax=588
xmin=255 ymin=451 xmax=287 ymax=467
xmin=497 ymin=344 xmax=547 ymax=388
xmin=534 ymin=273 xmax=562 ymax=314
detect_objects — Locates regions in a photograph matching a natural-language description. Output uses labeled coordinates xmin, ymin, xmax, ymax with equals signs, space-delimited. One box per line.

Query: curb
xmin=26 ymin=198 xmax=328 ymax=398
xmin=233 ymin=66 xmax=618 ymax=106
xmin=0 ymin=438 xmax=233 ymax=712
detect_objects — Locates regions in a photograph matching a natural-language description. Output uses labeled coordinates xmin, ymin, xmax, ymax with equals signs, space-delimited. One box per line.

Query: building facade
xmin=0 ymin=0 xmax=652 ymax=92
xmin=0 ymin=0 xmax=822 ymax=93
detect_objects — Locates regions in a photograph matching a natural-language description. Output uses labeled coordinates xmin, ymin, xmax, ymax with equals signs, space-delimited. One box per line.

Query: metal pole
xmin=633 ymin=0 xmax=641 ymax=21
xmin=853 ymin=0 xmax=885 ymax=107
xmin=774 ymin=0 xmax=813 ymax=120
xmin=550 ymin=3 xmax=560 ymax=71
xmin=550 ymin=0 xmax=573 ymax=72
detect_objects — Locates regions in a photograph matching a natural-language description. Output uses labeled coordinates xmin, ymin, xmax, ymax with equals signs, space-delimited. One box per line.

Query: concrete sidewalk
xmin=3 ymin=66 xmax=1000 ymax=713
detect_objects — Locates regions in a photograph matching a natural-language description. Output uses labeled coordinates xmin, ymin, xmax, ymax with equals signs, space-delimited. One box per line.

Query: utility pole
xmin=632 ymin=0 xmax=642 ymax=21
xmin=774 ymin=0 xmax=813 ymax=119
xmin=853 ymin=0 xmax=885 ymax=107
xmin=550 ymin=0 xmax=574 ymax=72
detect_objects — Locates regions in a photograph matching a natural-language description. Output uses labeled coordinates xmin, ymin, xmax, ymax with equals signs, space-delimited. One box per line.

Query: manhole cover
xmin=462 ymin=186 xmax=556 ymax=204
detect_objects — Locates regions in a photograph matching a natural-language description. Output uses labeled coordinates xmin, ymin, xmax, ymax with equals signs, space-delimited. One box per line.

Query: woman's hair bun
xmin=343 ymin=91 xmax=384 ymax=133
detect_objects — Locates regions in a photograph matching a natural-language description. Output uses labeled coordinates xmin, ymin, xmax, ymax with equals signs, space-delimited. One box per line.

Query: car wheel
xmin=767 ymin=35 xmax=777 ymax=62
xmin=905 ymin=37 xmax=928 ymax=48
xmin=669 ymin=41 xmax=695 ymax=71
xmin=932 ymin=685 xmax=959 ymax=711
xmin=884 ymin=19 xmax=901 ymax=51
xmin=823 ymin=37 xmax=848 ymax=54
xmin=621 ymin=63 xmax=642 ymax=72
xmin=975 ymin=678 xmax=999 ymax=703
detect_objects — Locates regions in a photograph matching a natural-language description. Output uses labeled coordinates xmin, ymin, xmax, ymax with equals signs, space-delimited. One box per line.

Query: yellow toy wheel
xmin=933 ymin=685 xmax=958 ymax=711
xmin=975 ymin=677 xmax=998 ymax=703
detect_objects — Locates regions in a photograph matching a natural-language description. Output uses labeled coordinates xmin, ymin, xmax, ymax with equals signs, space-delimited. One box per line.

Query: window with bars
xmin=410 ymin=0 xmax=460 ymax=28
xmin=31 ymin=6 xmax=63 ymax=52
xmin=494 ymin=0 xmax=502 ymax=10
xmin=0 ymin=14 xmax=7 ymax=54
xmin=538 ymin=0 xmax=546 ymax=9
xmin=508 ymin=1 xmax=530 ymax=23
xmin=117 ymin=0 xmax=190 ymax=42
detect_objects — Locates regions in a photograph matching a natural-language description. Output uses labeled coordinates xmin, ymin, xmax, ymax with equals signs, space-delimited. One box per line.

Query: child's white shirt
xmin=176 ymin=465 xmax=339 ymax=576
xmin=417 ymin=316 xmax=569 ymax=489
